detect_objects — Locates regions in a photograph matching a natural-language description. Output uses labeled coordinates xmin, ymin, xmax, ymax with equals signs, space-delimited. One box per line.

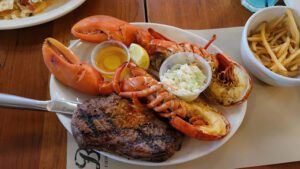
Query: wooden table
xmin=0 ymin=0 xmax=298 ymax=168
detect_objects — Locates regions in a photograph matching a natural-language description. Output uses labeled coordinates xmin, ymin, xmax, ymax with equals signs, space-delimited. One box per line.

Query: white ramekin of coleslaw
xmin=159 ymin=52 xmax=212 ymax=102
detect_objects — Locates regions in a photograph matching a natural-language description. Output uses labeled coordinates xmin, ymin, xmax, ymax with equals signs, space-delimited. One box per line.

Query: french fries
xmin=248 ymin=9 xmax=300 ymax=77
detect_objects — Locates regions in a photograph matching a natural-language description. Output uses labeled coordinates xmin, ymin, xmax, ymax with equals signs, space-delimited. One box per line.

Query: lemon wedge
xmin=129 ymin=43 xmax=150 ymax=69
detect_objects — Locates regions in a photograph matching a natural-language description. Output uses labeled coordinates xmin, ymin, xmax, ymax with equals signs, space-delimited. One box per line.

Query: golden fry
xmin=251 ymin=33 xmax=261 ymax=37
xmin=279 ymin=51 xmax=288 ymax=63
xmin=253 ymin=53 xmax=264 ymax=65
xmin=286 ymin=57 xmax=300 ymax=67
xmin=254 ymin=23 xmax=265 ymax=33
xmin=261 ymin=23 xmax=286 ymax=71
xmin=288 ymin=45 xmax=295 ymax=54
xmin=251 ymin=41 xmax=258 ymax=51
xmin=256 ymin=46 xmax=266 ymax=50
xmin=273 ymin=27 xmax=287 ymax=35
xmin=277 ymin=37 xmax=290 ymax=58
xmin=286 ymin=9 xmax=300 ymax=49
xmin=270 ymin=30 xmax=288 ymax=45
xmin=289 ymin=65 xmax=298 ymax=71
xmin=272 ymin=45 xmax=282 ymax=53
xmin=271 ymin=51 xmax=288 ymax=72
xmin=262 ymin=60 xmax=273 ymax=67
xmin=258 ymin=50 xmax=270 ymax=55
xmin=260 ymin=55 xmax=272 ymax=65
xmin=270 ymin=14 xmax=286 ymax=29
xmin=248 ymin=37 xmax=262 ymax=41
xmin=283 ymin=49 xmax=300 ymax=65
xmin=256 ymin=54 xmax=272 ymax=67
xmin=277 ymin=70 xmax=299 ymax=77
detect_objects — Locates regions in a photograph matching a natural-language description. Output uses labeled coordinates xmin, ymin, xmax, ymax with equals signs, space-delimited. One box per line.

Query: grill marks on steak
xmin=71 ymin=94 xmax=183 ymax=162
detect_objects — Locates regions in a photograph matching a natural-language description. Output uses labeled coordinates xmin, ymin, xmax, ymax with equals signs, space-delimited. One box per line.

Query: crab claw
xmin=170 ymin=101 xmax=230 ymax=140
xmin=42 ymin=38 xmax=110 ymax=95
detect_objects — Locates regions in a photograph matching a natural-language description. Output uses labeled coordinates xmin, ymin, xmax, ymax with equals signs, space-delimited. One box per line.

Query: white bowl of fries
xmin=241 ymin=6 xmax=300 ymax=86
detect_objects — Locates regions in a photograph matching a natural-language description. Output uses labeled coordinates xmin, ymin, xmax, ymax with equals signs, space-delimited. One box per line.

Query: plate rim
xmin=50 ymin=22 xmax=247 ymax=166
xmin=0 ymin=0 xmax=86 ymax=30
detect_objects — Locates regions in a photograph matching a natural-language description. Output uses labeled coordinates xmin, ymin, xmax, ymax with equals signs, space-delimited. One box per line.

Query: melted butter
xmin=95 ymin=46 xmax=128 ymax=73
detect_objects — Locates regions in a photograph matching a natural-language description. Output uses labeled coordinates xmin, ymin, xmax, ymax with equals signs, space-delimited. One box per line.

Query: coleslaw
xmin=161 ymin=63 xmax=206 ymax=95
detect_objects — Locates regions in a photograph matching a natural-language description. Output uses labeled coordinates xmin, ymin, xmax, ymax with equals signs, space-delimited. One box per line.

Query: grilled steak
xmin=71 ymin=94 xmax=183 ymax=162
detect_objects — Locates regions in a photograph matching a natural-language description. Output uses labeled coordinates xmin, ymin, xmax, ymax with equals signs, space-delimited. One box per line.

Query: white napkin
xmin=67 ymin=27 xmax=300 ymax=169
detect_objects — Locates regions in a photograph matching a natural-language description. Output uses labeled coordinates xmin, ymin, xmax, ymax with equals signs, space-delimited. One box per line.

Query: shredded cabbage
xmin=161 ymin=63 xmax=206 ymax=95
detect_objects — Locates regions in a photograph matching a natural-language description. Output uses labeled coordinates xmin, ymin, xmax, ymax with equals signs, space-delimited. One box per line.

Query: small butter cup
xmin=91 ymin=40 xmax=130 ymax=77
xmin=159 ymin=52 xmax=212 ymax=102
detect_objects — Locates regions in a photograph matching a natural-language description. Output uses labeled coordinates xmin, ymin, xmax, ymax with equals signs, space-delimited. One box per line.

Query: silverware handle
xmin=0 ymin=93 xmax=49 ymax=111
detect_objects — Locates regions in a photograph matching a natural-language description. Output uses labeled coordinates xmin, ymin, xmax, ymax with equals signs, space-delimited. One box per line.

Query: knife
xmin=0 ymin=93 xmax=79 ymax=115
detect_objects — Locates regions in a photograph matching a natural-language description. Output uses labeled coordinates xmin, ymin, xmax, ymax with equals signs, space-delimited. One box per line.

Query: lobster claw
xmin=170 ymin=101 xmax=230 ymax=140
xmin=71 ymin=15 xmax=138 ymax=45
xmin=42 ymin=38 xmax=112 ymax=95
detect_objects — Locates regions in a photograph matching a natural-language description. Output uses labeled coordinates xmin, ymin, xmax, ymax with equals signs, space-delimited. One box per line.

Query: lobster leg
xmin=153 ymin=100 xmax=181 ymax=112
xmin=113 ymin=61 xmax=163 ymax=98
xmin=99 ymin=82 xmax=114 ymax=95
xmin=147 ymin=91 xmax=174 ymax=108
xmin=204 ymin=34 xmax=217 ymax=49
xmin=148 ymin=28 xmax=174 ymax=42
xmin=119 ymin=84 xmax=162 ymax=98
xmin=153 ymin=100 xmax=187 ymax=118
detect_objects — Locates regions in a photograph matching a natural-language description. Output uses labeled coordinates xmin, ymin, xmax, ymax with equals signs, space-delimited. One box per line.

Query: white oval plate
xmin=50 ymin=23 xmax=247 ymax=166
xmin=0 ymin=0 xmax=85 ymax=30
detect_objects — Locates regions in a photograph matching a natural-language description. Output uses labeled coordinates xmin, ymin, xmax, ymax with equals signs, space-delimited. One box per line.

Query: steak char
xmin=71 ymin=94 xmax=183 ymax=162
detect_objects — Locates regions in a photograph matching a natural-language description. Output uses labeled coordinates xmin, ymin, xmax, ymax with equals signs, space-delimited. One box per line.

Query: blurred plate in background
xmin=0 ymin=0 xmax=86 ymax=30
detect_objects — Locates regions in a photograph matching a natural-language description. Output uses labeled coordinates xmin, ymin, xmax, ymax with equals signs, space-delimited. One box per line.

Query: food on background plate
xmin=247 ymin=9 xmax=300 ymax=77
xmin=161 ymin=63 xmax=206 ymax=96
xmin=71 ymin=15 xmax=252 ymax=106
xmin=71 ymin=94 xmax=183 ymax=162
xmin=0 ymin=0 xmax=59 ymax=19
